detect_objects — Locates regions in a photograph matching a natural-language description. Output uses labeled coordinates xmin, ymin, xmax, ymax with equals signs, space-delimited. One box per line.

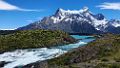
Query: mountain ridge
xmin=17 ymin=7 xmax=120 ymax=34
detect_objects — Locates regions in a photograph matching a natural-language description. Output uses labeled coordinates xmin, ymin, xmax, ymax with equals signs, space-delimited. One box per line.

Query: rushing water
xmin=0 ymin=35 xmax=94 ymax=68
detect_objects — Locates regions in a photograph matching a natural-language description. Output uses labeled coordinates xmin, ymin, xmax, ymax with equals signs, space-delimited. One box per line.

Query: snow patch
xmin=111 ymin=22 xmax=120 ymax=27
xmin=59 ymin=7 xmax=89 ymax=14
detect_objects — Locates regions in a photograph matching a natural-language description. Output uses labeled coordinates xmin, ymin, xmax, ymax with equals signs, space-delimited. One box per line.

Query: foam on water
xmin=0 ymin=48 xmax=66 ymax=68
xmin=0 ymin=35 xmax=94 ymax=68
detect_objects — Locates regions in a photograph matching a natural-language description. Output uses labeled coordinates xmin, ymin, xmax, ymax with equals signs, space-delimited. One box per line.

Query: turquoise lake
xmin=0 ymin=35 xmax=95 ymax=68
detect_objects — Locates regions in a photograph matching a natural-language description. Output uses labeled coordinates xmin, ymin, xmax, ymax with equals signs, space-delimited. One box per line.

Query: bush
xmin=101 ymin=58 xmax=109 ymax=62
xmin=0 ymin=29 xmax=76 ymax=53
xmin=114 ymin=57 xmax=120 ymax=62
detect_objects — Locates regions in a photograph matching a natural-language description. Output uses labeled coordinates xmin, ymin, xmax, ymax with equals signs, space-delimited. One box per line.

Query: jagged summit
xmin=82 ymin=6 xmax=89 ymax=12
xmin=109 ymin=19 xmax=120 ymax=27
xmin=55 ymin=7 xmax=89 ymax=15
xmin=17 ymin=7 xmax=120 ymax=34
xmin=53 ymin=7 xmax=93 ymax=24
xmin=52 ymin=7 xmax=107 ymax=29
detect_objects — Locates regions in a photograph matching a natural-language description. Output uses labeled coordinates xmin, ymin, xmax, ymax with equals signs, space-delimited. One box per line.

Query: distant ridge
xmin=17 ymin=7 xmax=120 ymax=34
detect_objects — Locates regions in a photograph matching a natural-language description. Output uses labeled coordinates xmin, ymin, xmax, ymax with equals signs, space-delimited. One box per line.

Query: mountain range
xmin=17 ymin=7 xmax=120 ymax=34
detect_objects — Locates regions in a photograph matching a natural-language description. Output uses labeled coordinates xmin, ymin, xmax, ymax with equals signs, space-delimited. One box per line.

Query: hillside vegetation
xmin=23 ymin=34 xmax=120 ymax=68
xmin=0 ymin=30 xmax=18 ymax=35
xmin=48 ymin=34 xmax=120 ymax=68
xmin=0 ymin=30 xmax=76 ymax=53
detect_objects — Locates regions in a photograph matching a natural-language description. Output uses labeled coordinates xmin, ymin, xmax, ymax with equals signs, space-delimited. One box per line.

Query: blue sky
xmin=0 ymin=0 xmax=120 ymax=29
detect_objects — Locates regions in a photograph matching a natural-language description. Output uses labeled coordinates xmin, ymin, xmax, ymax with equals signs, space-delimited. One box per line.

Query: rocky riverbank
xmin=23 ymin=34 xmax=120 ymax=68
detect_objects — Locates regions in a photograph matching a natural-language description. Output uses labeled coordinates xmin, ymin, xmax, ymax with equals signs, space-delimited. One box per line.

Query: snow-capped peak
xmin=17 ymin=7 xmax=120 ymax=33
xmin=51 ymin=7 xmax=108 ymax=27
xmin=52 ymin=7 xmax=91 ymax=23
xmin=82 ymin=6 xmax=89 ymax=12
xmin=109 ymin=19 xmax=120 ymax=27
xmin=58 ymin=8 xmax=65 ymax=12
xmin=55 ymin=7 xmax=89 ymax=15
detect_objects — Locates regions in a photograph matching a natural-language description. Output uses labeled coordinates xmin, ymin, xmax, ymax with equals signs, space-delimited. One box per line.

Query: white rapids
xmin=0 ymin=35 xmax=94 ymax=68
xmin=0 ymin=48 xmax=66 ymax=68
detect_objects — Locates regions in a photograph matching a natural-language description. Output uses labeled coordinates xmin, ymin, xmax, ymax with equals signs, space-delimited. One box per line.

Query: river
xmin=0 ymin=35 xmax=95 ymax=68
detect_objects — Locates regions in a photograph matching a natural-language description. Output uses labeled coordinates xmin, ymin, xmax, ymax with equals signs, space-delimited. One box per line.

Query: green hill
xmin=0 ymin=30 xmax=76 ymax=53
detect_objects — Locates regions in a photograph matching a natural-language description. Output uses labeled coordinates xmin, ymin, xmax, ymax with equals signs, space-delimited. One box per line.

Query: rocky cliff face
xmin=17 ymin=7 xmax=120 ymax=34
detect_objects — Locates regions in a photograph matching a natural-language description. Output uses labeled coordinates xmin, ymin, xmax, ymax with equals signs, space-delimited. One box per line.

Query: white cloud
xmin=97 ymin=2 xmax=120 ymax=10
xmin=0 ymin=0 xmax=43 ymax=12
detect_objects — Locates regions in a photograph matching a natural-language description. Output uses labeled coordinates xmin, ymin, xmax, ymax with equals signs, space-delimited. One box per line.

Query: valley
xmin=0 ymin=5 xmax=120 ymax=68
xmin=0 ymin=30 xmax=94 ymax=68
xmin=23 ymin=34 xmax=120 ymax=68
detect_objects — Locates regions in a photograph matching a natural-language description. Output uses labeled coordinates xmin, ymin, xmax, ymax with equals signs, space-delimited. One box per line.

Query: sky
xmin=0 ymin=0 xmax=120 ymax=29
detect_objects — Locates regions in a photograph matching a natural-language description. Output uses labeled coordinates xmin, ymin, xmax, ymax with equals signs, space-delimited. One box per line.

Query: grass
xmin=0 ymin=29 xmax=76 ymax=53
xmin=45 ymin=34 xmax=120 ymax=68
xmin=95 ymin=63 xmax=120 ymax=68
